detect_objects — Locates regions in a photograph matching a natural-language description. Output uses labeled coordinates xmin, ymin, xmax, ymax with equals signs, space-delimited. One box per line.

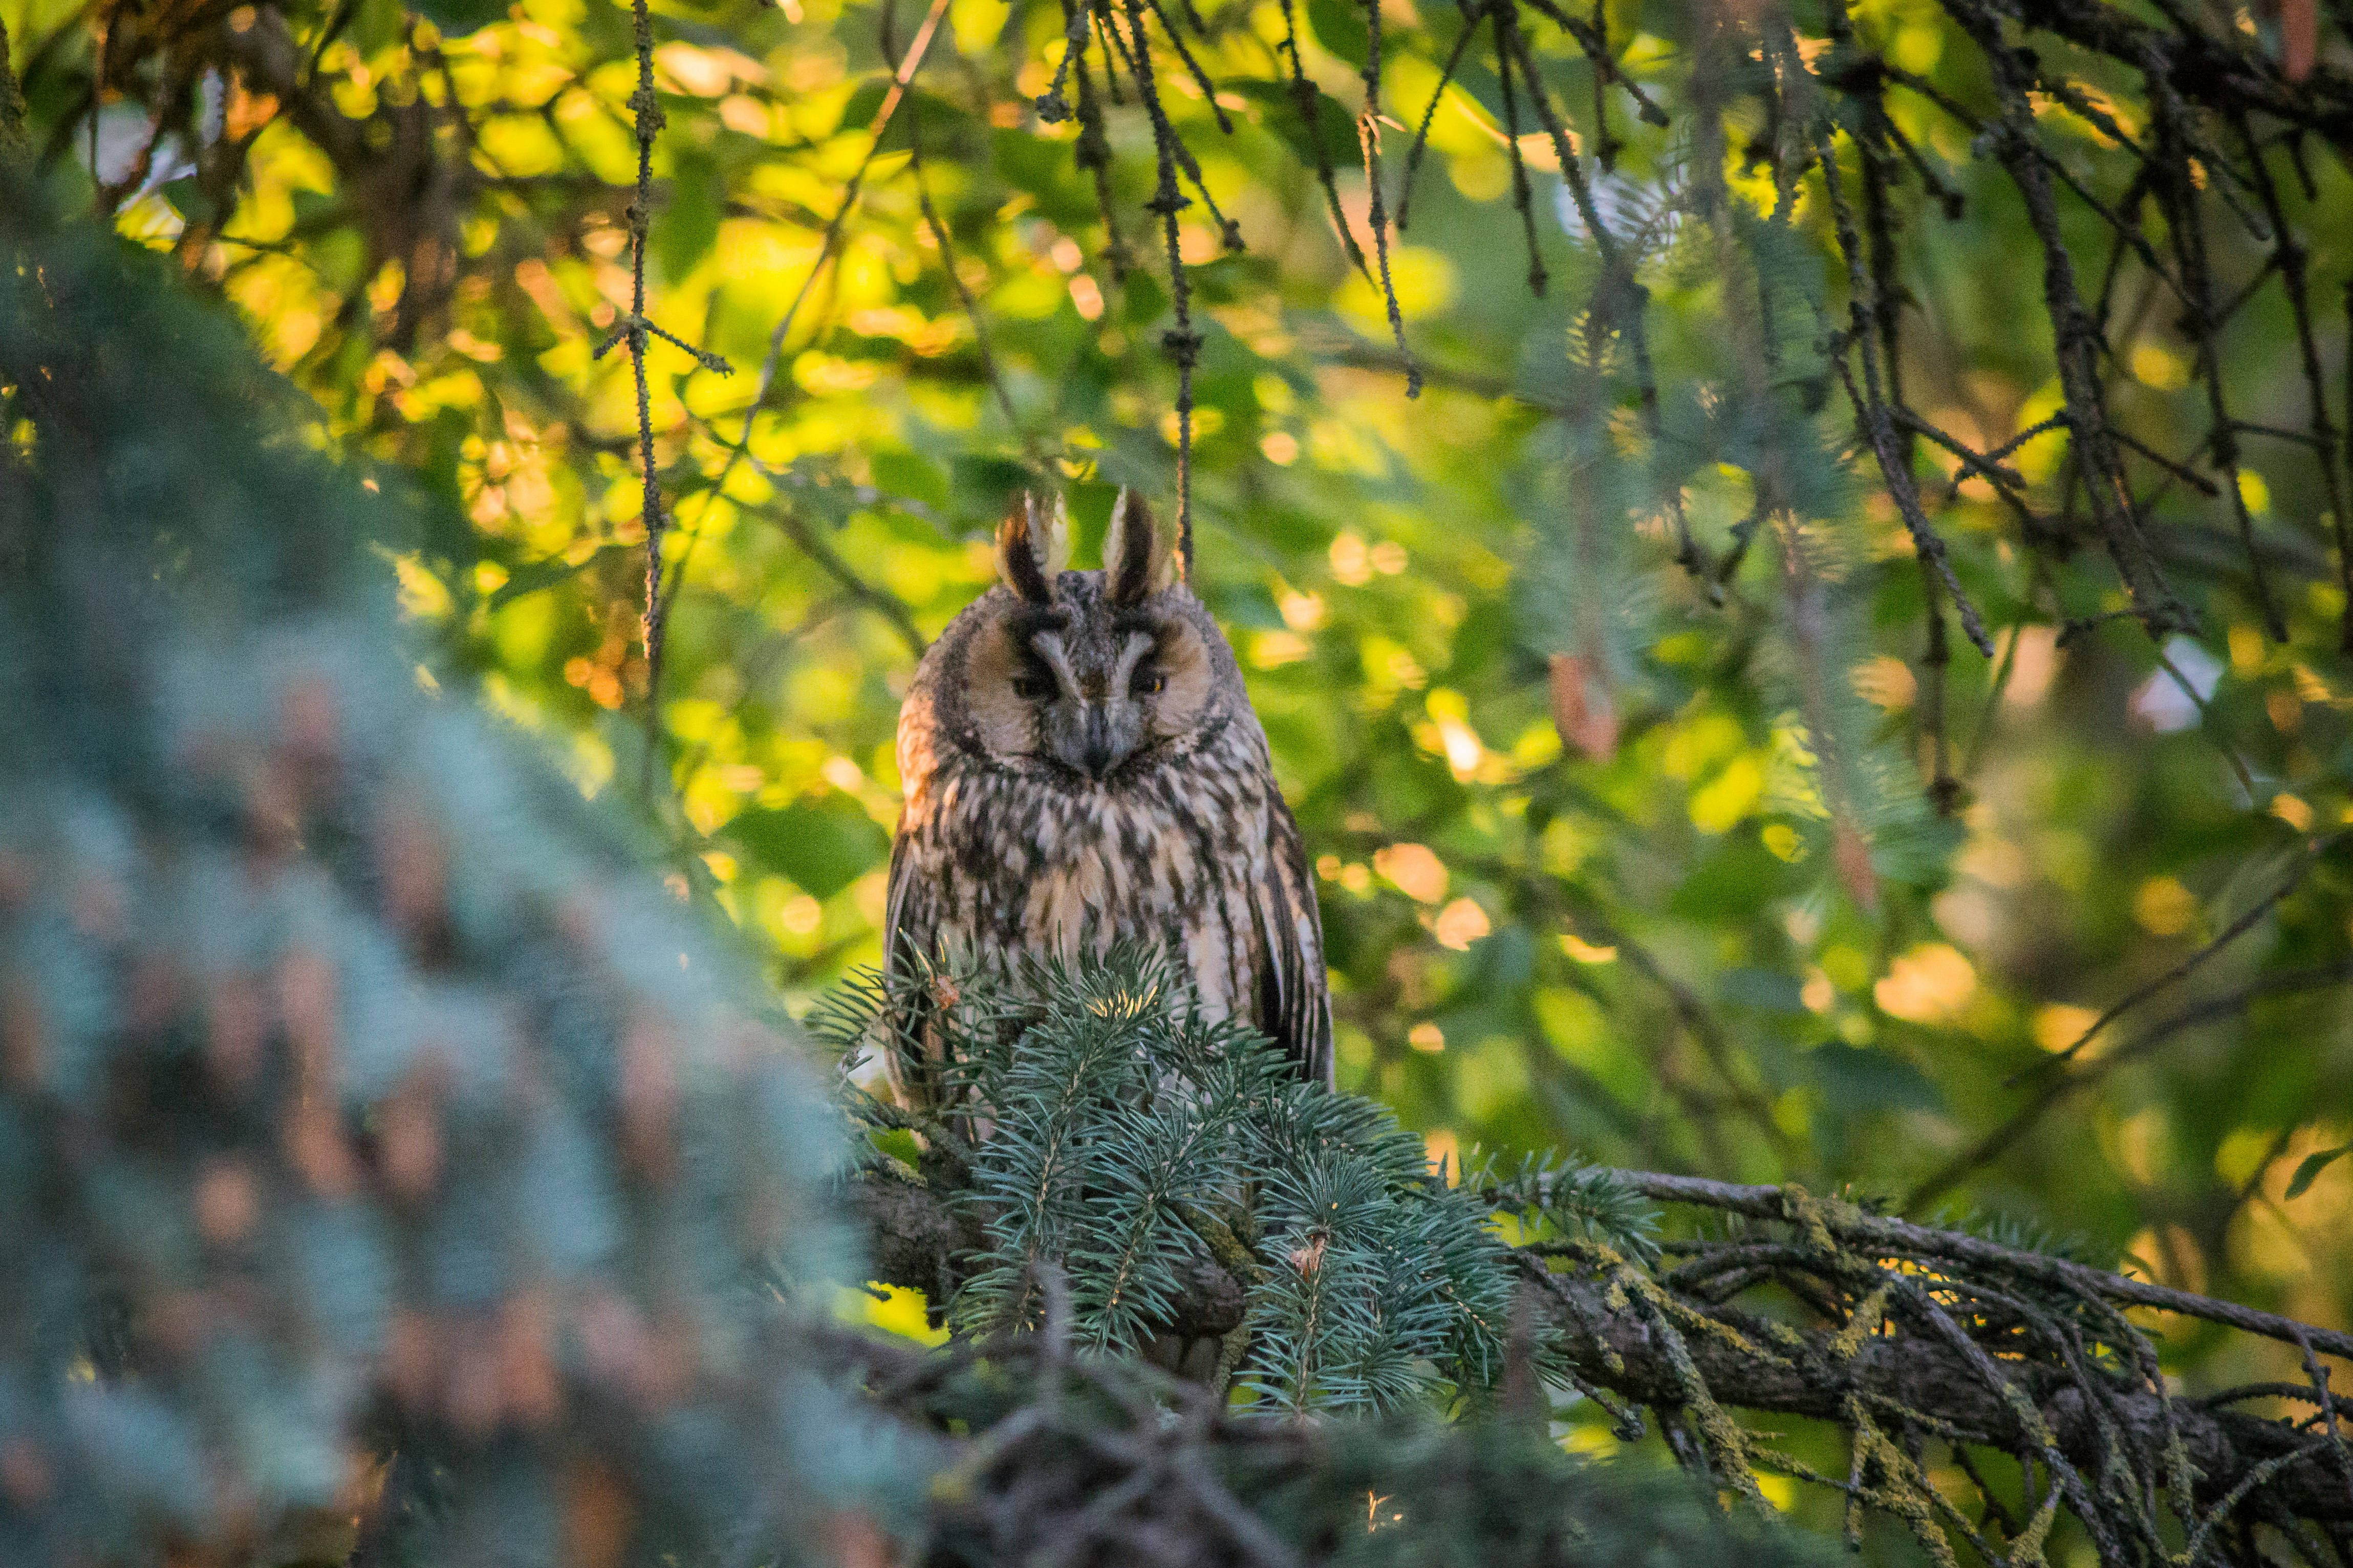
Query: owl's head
xmin=914 ymin=489 xmax=1247 ymax=785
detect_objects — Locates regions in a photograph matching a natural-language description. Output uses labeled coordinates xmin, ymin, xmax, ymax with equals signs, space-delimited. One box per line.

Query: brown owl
xmin=882 ymin=489 xmax=1332 ymax=1109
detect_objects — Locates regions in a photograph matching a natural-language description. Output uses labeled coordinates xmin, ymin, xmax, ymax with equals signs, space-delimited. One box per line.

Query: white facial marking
xmin=1111 ymin=631 xmax=1156 ymax=692
xmin=1029 ymin=631 xmax=1081 ymax=699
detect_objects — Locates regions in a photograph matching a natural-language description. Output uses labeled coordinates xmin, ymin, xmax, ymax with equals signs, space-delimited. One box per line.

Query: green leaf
xmin=290 ymin=187 xmax=341 ymax=227
xmin=657 ymin=146 xmax=722 ymax=282
xmin=951 ymin=454 xmax=1035 ymax=518
xmin=407 ymin=0 xmax=510 ymax=38
xmin=2284 ymin=1143 xmax=2350 ymax=1200
xmin=1305 ymin=0 xmax=1370 ymax=69
xmin=1718 ymin=967 xmax=1805 ymax=1014
xmin=727 ymin=796 xmax=891 ymax=900
xmin=161 ymin=176 xmax=213 ymax=225
xmin=871 ymin=450 xmax=951 ymax=513
xmin=1807 ymin=1043 xmax=1941 ymax=1118
xmin=836 ymin=79 xmax=892 ymax=137
xmin=1219 ymin=81 xmax=1359 ymax=172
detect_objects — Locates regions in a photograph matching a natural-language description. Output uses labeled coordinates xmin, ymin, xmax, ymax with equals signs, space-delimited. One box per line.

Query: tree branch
xmin=848 ymin=1161 xmax=2353 ymax=1541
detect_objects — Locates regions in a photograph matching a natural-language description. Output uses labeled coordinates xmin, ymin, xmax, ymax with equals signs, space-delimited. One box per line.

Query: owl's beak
xmin=1079 ymin=704 xmax=1123 ymax=777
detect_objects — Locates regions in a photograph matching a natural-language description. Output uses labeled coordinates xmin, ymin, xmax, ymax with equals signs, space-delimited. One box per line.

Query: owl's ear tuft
xmin=1103 ymin=488 xmax=1182 ymax=605
xmin=995 ymin=492 xmax=1069 ymax=603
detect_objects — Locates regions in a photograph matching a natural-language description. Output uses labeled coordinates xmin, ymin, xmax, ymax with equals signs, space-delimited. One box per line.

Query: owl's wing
xmin=882 ymin=826 xmax=925 ymax=978
xmin=1250 ymin=793 xmax=1335 ymax=1088
xmin=878 ymin=828 xmax=943 ymax=1110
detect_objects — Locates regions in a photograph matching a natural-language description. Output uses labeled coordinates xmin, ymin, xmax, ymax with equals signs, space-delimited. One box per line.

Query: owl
xmin=882 ymin=489 xmax=1332 ymax=1111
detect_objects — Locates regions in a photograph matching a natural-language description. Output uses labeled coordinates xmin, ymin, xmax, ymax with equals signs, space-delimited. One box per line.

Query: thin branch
xmin=1496 ymin=2 xmax=1714 ymax=586
xmin=1814 ymin=129 xmax=1993 ymax=656
xmin=596 ymin=0 xmax=732 ymax=798
xmin=1355 ymin=0 xmax=1421 ymax=396
xmin=696 ymin=0 xmax=952 ymax=565
xmin=2012 ymin=835 xmax=2339 ymax=1080
xmin=1907 ymin=958 xmax=2353 ymax=1212
xmin=746 ymin=465 xmax=932 ymax=659
xmin=1393 ymin=4 xmax=1482 ymax=235
xmin=904 ymin=64 xmax=1031 ymax=453
xmin=1112 ymin=0 xmax=1204 ymax=575
xmin=1277 ymin=0 xmax=1368 ymax=280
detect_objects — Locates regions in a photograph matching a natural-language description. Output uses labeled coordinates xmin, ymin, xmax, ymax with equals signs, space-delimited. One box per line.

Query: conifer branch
xmin=850 ymin=1145 xmax=2353 ymax=1540
xmin=833 ymin=954 xmax=2353 ymax=1566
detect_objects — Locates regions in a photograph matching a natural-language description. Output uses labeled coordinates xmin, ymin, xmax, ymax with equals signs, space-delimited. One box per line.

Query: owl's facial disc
xmin=1024 ymin=628 xmax=1160 ymax=779
xmin=957 ymin=577 xmax=1217 ymax=775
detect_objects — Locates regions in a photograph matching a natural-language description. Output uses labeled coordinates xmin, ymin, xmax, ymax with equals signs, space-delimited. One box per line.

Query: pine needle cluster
xmin=819 ymin=949 xmax=1531 ymax=1413
xmin=1465 ymin=1149 xmax=1661 ymax=1264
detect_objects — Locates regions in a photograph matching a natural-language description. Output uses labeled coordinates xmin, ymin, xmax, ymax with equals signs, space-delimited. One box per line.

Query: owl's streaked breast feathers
xmin=883 ymin=489 xmax=1333 ymax=1104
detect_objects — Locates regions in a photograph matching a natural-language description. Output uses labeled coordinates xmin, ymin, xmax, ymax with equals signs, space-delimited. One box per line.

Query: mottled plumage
xmin=883 ymin=490 xmax=1332 ymax=1108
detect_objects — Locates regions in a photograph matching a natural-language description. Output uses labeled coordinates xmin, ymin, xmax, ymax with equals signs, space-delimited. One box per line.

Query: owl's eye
xmin=1011 ymin=672 xmax=1054 ymax=701
xmin=1131 ymin=669 xmax=1165 ymax=698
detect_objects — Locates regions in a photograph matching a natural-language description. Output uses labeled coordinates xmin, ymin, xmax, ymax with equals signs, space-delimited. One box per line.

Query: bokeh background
xmin=8 ymin=0 xmax=2350 ymax=1469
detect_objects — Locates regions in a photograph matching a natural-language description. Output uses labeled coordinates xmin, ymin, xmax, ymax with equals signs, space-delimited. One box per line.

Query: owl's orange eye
xmin=1132 ymin=669 xmax=1165 ymax=698
xmin=1011 ymin=673 xmax=1053 ymax=700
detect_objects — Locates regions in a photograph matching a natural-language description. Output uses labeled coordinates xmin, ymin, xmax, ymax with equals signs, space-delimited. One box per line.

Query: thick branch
xmin=2010 ymin=0 xmax=2353 ymax=137
xmin=1528 ymin=1262 xmax=2353 ymax=1523
xmin=1618 ymin=1169 xmax=2353 ymax=1362
xmin=849 ymin=1164 xmax=2353 ymax=1531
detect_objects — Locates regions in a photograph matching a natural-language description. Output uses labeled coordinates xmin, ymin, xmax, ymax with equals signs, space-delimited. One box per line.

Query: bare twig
xmin=1111 ymin=0 xmax=1205 ymax=575
xmin=1908 ymin=957 xmax=2353 ymax=1211
xmin=2010 ymin=836 xmax=2339 ymax=1081
xmin=694 ymin=0 xmax=952 ymax=576
xmin=593 ymin=0 xmax=733 ymax=801
xmin=1354 ymin=0 xmax=1420 ymax=396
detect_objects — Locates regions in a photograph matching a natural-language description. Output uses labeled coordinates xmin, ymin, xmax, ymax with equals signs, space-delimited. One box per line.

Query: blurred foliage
xmin=0 ymin=197 xmax=891 ymax=1565
xmin=0 ymin=182 xmax=1834 ymax=1568
xmin=8 ymin=0 xmax=2353 ymax=1548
